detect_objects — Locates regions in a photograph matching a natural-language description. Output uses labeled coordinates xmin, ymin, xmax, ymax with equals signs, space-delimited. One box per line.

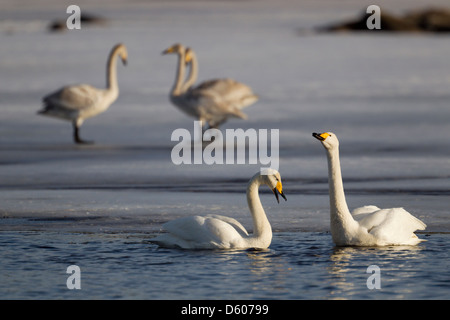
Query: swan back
xmin=184 ymin=47 xmax=258 ymax=109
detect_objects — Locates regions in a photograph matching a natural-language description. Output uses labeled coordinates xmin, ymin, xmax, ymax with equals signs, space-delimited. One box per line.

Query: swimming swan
xmin=162 ymin=43 xmax=257 ymax=130
xmin=151 ymin=170 xmax=286 ymax=249
xmin=38 ymin=43 xmax=128 ymax=144
xmin=313 ymin=132 xmax=426 ymax=246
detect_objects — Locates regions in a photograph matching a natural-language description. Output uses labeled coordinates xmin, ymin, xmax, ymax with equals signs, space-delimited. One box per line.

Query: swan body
xmin=38 ymin=43 xmax=128 ymax=144
xmin=162 ymin=44 xmax=257 ymax=129
xmin=183 ymin=47 xmax=258 ymax=110
xmin=151 ymin=170 xmax=286 ymax=249
xmin=313 ymin=132 xmax=426 ymax=246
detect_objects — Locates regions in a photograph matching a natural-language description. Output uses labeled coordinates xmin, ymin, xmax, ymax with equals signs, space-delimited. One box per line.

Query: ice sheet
xmin=0 ymin=0 xmax=449 ymax=234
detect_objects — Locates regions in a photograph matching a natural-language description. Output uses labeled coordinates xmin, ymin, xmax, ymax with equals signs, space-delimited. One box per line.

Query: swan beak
xmin=162 ymin=47 xmax=174 ymax=55
xmin=122 ymin=57 xmax=128 ymax=66
xmin=273 ymin=181 xmax=287 ymax=203
xmin=185 ymin=50 xmax=193 ymax=63
xmin=312 ymin=132 xmax=330 ymax=141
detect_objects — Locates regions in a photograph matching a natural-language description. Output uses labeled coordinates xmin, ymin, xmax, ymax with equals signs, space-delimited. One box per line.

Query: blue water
xmin=0 ymin=230 xmax=448 ymax=300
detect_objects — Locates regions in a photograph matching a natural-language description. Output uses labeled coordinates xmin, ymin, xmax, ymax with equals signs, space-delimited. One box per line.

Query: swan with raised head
xmin=162 ymin=43 xmax=257 ymax=130
xmin=151 ymin=170 xmax=286 ymax=249
xmin=313 ymin=132 xmax=426 ymax=246
xmin=38 ymin=43 xmax=128 ymax=144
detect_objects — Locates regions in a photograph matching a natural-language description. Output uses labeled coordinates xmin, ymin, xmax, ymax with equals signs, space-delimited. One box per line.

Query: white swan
xmin=151 ymin=170 xmax=286 ymax=249
xmin=38 ymin=43 xmax=128 ymax=144
xmin=313 ymin=132 xmax=426 ymax=246
xmin=183 ymin=47 xmax=258 ymax=115
xmin=162 ymin=43 xmax=257 ymax=130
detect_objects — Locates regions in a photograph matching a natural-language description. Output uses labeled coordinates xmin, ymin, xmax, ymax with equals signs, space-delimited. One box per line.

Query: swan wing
xmin=352 ymin=205 xmax=380 ymax=216
xmin=206 ymin=214 xmax=249 ymax=237
xmin=194 ymin=78 xmax=258 ymax=109
xmin=162 ymin=216 xmax=217 ymax=243
xmin=351 ymin=205 xmax=381 ymax=221
xmin=152 ymin=215 xmax=247 ymax=249
xmin=43 ymin=84 xmax=102 ymax=111
xmin=186 ymin=89 xmax=248 ymax=121
xmin=358 ymin=207 xmax=426 ymax=244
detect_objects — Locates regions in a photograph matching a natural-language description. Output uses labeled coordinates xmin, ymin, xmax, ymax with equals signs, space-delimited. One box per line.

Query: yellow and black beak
xmin=162 ymin=46 xmax=175 ymax=55
xmin=185 ymin=48 xmax=193 ymax=64
xmin=272 ymin=181 xmax=287 ymax=203
xmin=312 ymin=132 xmax=330 ymax=141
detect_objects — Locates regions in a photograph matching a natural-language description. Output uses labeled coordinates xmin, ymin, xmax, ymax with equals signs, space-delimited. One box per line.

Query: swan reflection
xmin=325 ymin=244 xmax=426 ymax=299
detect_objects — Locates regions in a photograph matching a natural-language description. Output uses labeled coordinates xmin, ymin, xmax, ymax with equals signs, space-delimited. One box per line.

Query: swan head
xmin=184 ymin=47 xmax=195 ymax=66
xmin=162 ymin=43 xmax=185 ymax=56
xmin=113 ymin=43 xmax=128 ymax=66
xmin=259 ymin=169 xmax=287 ymax=203
xmin=313 ymin=132 xmax=339 ymax=150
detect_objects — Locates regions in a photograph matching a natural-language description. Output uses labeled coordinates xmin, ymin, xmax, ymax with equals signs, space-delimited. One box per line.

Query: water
xmin=0 ymin=230 xmax=448 ymax=300
xmin=1 ymin=0 xmax=450 ymax=300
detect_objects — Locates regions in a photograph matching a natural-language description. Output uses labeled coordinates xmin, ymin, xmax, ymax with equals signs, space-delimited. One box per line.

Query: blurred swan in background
xmin=162 ymin=43 xmax=257 ymax=130
xmin=151 ymin=169 xmax=286 ymax=249
xmin=313 ymin=131 xmax=426 ymax=246
xmin=183 ymin=47 xmax=258 ymax=111
xmin=38 ymin=43 xmax=128 ymax=144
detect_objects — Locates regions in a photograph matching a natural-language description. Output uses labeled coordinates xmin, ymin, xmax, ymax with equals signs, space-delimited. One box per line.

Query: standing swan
xmin=162 ymin=43 xmax=257 ymax=130
xmin=313 ymin=132 xmax=426 ymax=246
xmin=183 ymin=47 xmax=258 ymax=113
xmin=38 ymin=43 xmax=128 ymax=144
xmin=151 ymin=170 xmax=286 ymax=249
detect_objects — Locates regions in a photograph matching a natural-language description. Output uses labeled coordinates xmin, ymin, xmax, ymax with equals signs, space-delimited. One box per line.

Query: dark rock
xmin=48 ymin=12 xmax=107 ymax=32
xmin=316 ymin=7 xmax=450 ymax=33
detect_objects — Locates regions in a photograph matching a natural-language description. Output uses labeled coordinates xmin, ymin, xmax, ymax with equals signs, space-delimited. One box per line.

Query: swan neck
xmin=327 ymin=147 xmax=353 ymax=223
xmin=171 ymin=51 xmax=186 ymax=96
xmin=182 ymin=52 xmax=198 ymax=92
xmin=246 ymin=176 xmax=272 ymax=240
xmin=106 ymin=48 xmax=119 ymax=93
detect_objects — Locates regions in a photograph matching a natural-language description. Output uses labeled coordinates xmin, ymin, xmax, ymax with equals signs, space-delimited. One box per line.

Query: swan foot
xmin=73 ymin=123 xmax=94 ymax=145
xmin=75 ymin=137 xmax=94 ymax=145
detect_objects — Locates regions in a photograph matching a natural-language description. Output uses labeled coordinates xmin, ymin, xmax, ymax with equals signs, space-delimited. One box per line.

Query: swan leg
xmin=197 ymin=119 xmax=208 ymax=135
xmin=72 ymin=121 xmax=93 ymax=144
